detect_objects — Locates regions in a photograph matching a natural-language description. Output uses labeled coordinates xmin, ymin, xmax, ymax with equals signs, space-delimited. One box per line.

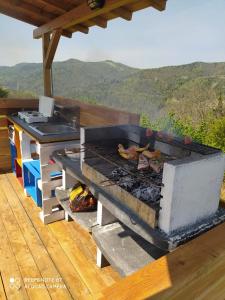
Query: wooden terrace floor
xmin=0 ymin=173 xmax=120 ymax=300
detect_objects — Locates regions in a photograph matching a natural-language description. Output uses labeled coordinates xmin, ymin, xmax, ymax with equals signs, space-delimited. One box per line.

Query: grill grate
xmin=83 ymin=139 xmax=176 ymax=208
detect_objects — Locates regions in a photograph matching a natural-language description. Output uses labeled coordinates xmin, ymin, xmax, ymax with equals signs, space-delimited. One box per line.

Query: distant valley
xmin=1 ymin=59 xmax=225 ymax=120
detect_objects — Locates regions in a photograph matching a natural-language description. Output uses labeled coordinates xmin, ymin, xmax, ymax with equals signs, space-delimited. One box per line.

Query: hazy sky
xmin=0 ymin=0 xmax=225 ymax=68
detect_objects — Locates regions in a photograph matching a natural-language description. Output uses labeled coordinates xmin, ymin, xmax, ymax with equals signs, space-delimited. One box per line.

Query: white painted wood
xmin=39 ymin=210 xmax=65 ymax=224
xmin=96 ymin=247 xmax=109 ymax=268
xmin=39 ymin=141 xmax=79 ymax=165
xmin=38 ymin=140 xmax=79 ymax=224
xmin=24 ymin=188 xmax=29 ymax=197
xmin=80 ymin=127 xmax=85 ymax=170
xmin=97 ymin=201 xmax=117 ymax=226
xmin=62 ymin=169 xmax=77 ymax=190
xmin=19 ymin=131 xmax=32 ymax=160
xmin=42 ymin=163 xmax=61 ymax=182
xmin=42 ymin=197 xmax=59 ymax=214
xmin=65 ymin=211 xmax=73 ymax=222
xmin=42 ymin=178 xmax=62 ymax=199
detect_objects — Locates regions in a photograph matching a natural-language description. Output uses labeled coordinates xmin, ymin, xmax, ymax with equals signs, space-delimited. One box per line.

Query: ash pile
xmin=110 ymin=166 xmax=162 ymax=206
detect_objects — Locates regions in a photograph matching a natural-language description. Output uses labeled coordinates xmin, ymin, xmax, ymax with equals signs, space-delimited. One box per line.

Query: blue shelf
xmin=10 ymin=142 xmax=17 ymax=173
xmin=23 ymin=160 xmax=62 ymax=207
xmin=23 ymin=160 xmax=42 ymax=207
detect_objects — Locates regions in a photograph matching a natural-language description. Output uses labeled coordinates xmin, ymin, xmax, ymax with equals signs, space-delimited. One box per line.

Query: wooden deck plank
xmin=0 ymin=273 xmax=7 ymax=300
xmin=48 ymin=221 xmax=108 ymax=298
xmin=7 ymin=173 xmax=93 ymax=300
xmin=0 ymin=179 xmax=51 ymax=300
xmin=64 ymin=221 xmax=121 ymax=287
xmin=101 ymin=222 xmax=225 ymax=300
xmin=0 ymin=174 xmax=73 ymax=300
xmin=0 ymin=218 xmax=29 ymax=300
xmin=7 ymin=172 xmax=120 ymax=299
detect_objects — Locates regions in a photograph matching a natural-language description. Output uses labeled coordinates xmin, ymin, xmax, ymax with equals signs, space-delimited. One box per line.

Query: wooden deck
xmin=1 ymin=171 xmax=225 ymax=300
xmin=0 ymin=172 xmax=120 ymax=300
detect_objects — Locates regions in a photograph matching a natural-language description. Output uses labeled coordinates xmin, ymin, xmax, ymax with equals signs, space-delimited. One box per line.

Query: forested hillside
xmin=1 ymin=59 xmax=225 ymax=122
xmin=1 ymin=59 xmax=224 ymax=190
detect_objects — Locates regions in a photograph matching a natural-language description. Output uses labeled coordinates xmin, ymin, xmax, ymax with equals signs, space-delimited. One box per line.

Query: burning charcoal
xmin=132 ymin=186 xmax=161 ymax=203
xmin=138 ymin=154 xmax=149 ymax=170
xmin=111 ymin=167 xmax=128 ymax=178
xmin=118 ymin=176 xmax=136 ymax=192
xmin=132 ymin=188 xmax=141 ymax=199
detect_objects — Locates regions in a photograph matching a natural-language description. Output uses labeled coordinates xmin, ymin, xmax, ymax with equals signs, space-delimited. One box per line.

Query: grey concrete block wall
xmin=158 ymin=153 xmax=225 ymax=234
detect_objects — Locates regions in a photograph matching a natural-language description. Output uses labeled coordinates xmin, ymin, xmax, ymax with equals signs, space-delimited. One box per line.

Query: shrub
xmin=0 ymin=86 xmax=9 ymax=98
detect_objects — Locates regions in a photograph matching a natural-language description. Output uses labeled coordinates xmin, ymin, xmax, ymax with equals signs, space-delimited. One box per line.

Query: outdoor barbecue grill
xmin=81 ymin=125 xmax=225 ymax=250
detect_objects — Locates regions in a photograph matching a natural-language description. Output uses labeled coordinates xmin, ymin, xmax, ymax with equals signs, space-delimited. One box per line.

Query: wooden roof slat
xmin=0 ymin=7 xmax=41 ymax=27
xmin=112 ymin=7 xmax=132 ymax=21
xmin=0 ymin=0 xmax=166 ymax=39
xmin=0 ymin=0 xmax=56 ymax=21
xmin=41 ymin=0 xmax=82 ymax=11
xmin=23 ymin=0 xmax=66 ymax=15
xmin=0 ymin=1 xmax=44 ymax=27
xmin=125 ymin=0 xmax=165 ymax=16
xmin=91 ymin=16 xmax=108 ymax=28
xmin=0 ymin=0 xmax=72 ymax=38
xmin=33 ymin=0 xmax=166 ymax=39
xmin=69 ymin=24 xmax=89 ymax=34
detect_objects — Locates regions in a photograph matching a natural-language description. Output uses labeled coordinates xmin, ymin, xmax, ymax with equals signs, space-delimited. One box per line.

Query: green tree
xmin=0 ymin=86 xmax=9 ymax=98
xmin=206 ymin=117 xmax=225 ymax=152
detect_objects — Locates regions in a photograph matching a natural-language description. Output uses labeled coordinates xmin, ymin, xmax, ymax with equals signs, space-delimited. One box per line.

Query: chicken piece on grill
xmin=137 ymin=154 xmax=149 ymax=170
xmin=142 ymin=149 xmax=161 ymax=159
xmin=149 ymin=161 xmax=163 ymax=173
xmin=118 ymin=143 xmax=149 ymax=160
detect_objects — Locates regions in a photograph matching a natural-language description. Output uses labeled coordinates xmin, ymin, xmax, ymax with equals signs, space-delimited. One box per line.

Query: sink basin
xmin=30 ymin=124 xmax=78 ymax=136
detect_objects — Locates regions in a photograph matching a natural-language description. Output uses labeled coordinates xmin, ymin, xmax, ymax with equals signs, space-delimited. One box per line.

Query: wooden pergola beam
xmin=42 ymin=29 xmax=62 ymax=96
xmin=42 ymin=33 xmax=51 ymax=97
xmin=33 ymin=0 xmax=166 ymax=39
xmin=44 ymin=29 xmax=62 ymax=69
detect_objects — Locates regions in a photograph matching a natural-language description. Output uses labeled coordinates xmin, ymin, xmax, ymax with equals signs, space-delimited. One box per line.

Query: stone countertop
xmin=8 ymin=115 xmax=80 ymax=143
xmin=51 ymin=149 xmax=86 ymax=183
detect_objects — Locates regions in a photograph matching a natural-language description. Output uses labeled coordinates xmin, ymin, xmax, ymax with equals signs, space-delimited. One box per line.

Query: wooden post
xmin=42 ymin=30 xmax=62 ymax=97
xmin=42 ymin=33 xmax=51 ymax=97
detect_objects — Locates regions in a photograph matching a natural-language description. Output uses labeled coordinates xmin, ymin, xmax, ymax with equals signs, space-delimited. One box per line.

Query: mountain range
xmin=0 ymin=59 xmax=225 ymax=120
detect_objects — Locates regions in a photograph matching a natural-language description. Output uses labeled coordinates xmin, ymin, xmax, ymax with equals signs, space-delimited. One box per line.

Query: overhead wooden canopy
xmin=0 ymin=0 xmax=167 ymax=39
xmin=0 ymin=0 xmax=167 ymax=97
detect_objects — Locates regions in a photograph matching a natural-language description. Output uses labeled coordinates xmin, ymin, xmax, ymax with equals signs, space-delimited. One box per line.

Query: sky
xmin=0 ymin=0 xmax=225 ymax=69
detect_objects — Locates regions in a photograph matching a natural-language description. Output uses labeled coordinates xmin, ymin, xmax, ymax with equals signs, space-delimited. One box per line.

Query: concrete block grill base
xmin=159 ymin=153 xmax=225 ymax=234
xmin=81 ymin=125 xmax=225 ymax=247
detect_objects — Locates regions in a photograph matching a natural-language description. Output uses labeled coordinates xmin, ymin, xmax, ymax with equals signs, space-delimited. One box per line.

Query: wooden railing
xmin=0 ymin=97 xmax=140 ymax=172
xmin=55 ymin=97 xmax=140 ymax=126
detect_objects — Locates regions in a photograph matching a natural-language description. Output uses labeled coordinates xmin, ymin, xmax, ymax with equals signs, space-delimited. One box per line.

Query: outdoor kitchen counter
xmin=8 ymin=115 xmax=80 ymax=143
